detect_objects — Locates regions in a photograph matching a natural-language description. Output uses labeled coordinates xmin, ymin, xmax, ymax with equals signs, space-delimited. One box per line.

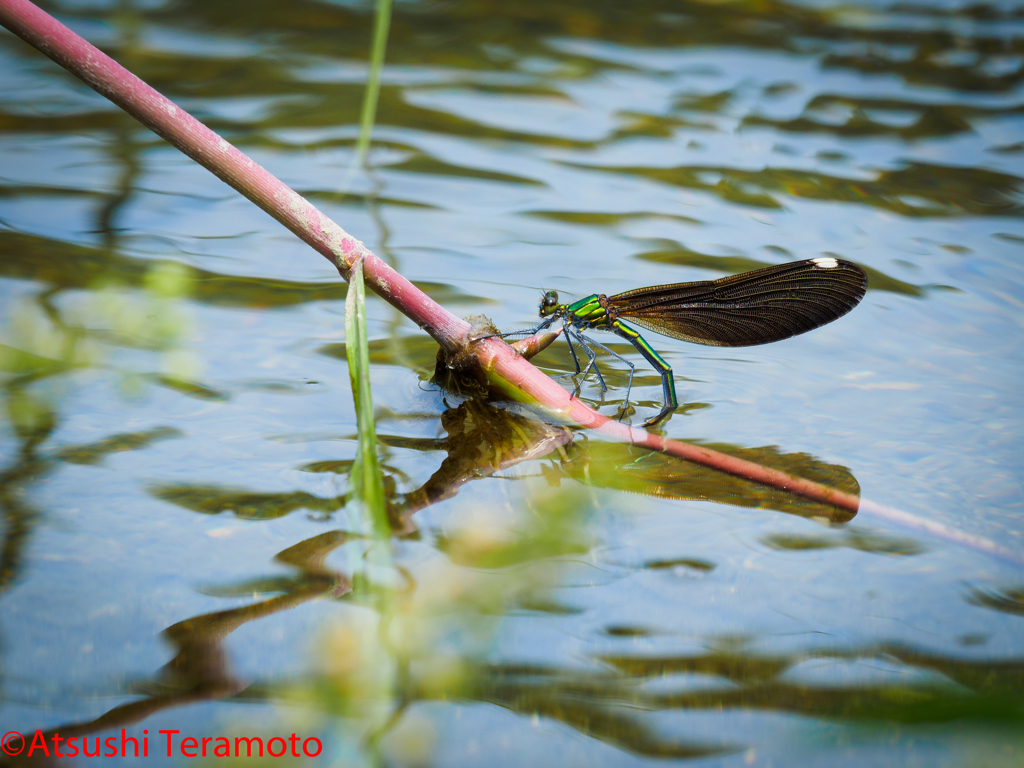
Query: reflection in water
xmin=148 ymin=399 xmax=860 ymax=529
xmin=0 ymin=530 xmax=350 ymax=765
xmin=762 ymin=528 xmax=925 ymax=556
xmin=595 ymin=642 xmax=1024 ymax=723
xmin=744 ymin=94 xmax=978 ymax=141
xmin=16 ymin=398 xmax=1004 ymax=762
xmin=969 ymin=585 xmax=1024 ymax=618
xmin=560 ymin=439 xmax=859 ymax=523
xmin=387 ymin=401 xmax=573 ymax=534
xmin=0 ymin=230 xmax=489 ymax=311
xmin=568 ymin=161 xmax=1023 ymax=219
xmin=150 ymin=483 xmax=344 ymax=521
xmin=0 ymin=386 xmax=55 ymax=593
xmin=54 ymin=427 xmax=181 ymax=466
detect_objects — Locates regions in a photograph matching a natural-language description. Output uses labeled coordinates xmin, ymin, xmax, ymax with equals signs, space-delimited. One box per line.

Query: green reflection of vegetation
xmin=144 ymin=373 xmax=229 ymax=401
xmin=383 ymin=153 xmax=545 ymax=186
xmin=0 ymin=230 xmax=345 ymax=308
xmin=302 ymin=186 xmax=439 ymax=210
xmin=969 ymin=585 xmax=1024 ymax=618
xmin=299 ymin=482 xmax=600 ymax=765
xmin=67 ymin=0 xmax=1021 ymax=94
xmin=763 ymin=528 xmax=926 ymax=556
xmin=527 ymin=209 xmax=703 ymax=227
xmin=0 ymin=76 xmax=201 ymax=599
xmin=149 ymin=484 xmax=344 ymax=521
xmin=0 ymin=423 xmax=189 ymax=588
xmin=597 ymin=643 xmax=1024 ymax=723
xmin=18 ymin=0 xmax=1015 ymax=161
xmin=569 ymin=161 xmax=1024 ymax=218
xmin=645 ymin=556 xmax=715 ymax=572
xmin=0 ymin=386 xmax=56 ymax=591
xmin=743 ymin=95 xmax=983 ymax=141
xmin=149 ymin=400 xmax=859 ymax=528
xmin=0 ymin=248 xmax=201 ymax=391
xmin=54 ymin=426 xmax=182 ymax=466
xmin=16 ymin=393 xmax=1023 ymax=763
xmin=0 ymin=231 xmax=493 ymax=310
xmin=319 ymin=334 xmax=444 ymax=372
xmin=0 ymin=251 xmax=199 ymax=589
xmin=2 ymin=529 xmax=351 ymax=760
xmin=352 ymin=0 xmax=393 ymax=169
xmin=567 ymin=439 xmax=859 ymax=523
xmin=212 ymin=500 xmax=1022 ymax=763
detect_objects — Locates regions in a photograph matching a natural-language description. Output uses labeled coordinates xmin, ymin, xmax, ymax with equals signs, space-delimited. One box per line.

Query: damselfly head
xmin=539 ymin=290 xmax=560 ymax=317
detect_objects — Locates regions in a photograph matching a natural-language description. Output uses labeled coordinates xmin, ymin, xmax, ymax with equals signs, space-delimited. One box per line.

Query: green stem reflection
xmin=354 ymin=0 xmax=393 ymax=169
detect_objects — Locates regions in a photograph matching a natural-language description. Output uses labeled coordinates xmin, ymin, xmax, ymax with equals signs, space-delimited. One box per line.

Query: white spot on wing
xmin=812 ymin=257 xmax=839 ymax=269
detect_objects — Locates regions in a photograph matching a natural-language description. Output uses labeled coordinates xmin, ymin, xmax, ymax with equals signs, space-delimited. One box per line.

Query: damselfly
xmin=500 ymin=257 xmax=867 ymax=426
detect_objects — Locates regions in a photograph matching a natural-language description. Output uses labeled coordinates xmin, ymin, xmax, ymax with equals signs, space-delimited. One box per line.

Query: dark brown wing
xmin=608 ymin=258 xmax=867 ymax=347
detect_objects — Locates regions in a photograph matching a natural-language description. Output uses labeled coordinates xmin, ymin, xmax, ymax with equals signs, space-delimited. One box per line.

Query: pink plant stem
xmin=2 ymin=0 xmax=1017 ymax=566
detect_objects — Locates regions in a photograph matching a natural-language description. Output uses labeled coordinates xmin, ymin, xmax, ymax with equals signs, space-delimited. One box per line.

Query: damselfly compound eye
xmin=539 ymin=291 xmax=559 ymax=316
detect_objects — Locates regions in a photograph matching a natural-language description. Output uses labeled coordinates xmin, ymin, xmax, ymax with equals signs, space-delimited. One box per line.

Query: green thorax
xmin=564 ymin=294 xmax=611 ymax=329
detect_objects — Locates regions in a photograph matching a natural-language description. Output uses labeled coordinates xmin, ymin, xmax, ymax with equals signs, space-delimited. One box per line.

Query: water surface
xmin=1 ymin=0 xmax=1023 ymax=765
